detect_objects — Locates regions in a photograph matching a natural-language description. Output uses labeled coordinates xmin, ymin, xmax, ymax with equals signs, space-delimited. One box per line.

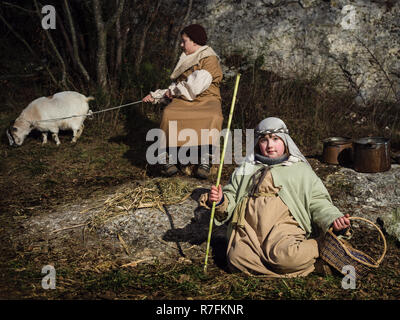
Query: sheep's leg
xmin=42 ymin=132 xmax=48 ymax=144
xmin=71 ymin=124 xmax=84 ymax=143
xmin=51 ymin=132 xmax=61 ymax=145
xmin=71 ymin=129 xmax=78 ymax=143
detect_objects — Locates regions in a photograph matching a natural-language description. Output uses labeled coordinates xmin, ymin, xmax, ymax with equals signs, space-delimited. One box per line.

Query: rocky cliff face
xmin=190 ymin=0 xmax=399 ymax=104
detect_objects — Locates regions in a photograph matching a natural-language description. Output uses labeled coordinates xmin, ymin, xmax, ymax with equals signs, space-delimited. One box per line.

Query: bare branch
xmin=105 ymin=0 xmax=126 ymax=32
xmin=172 ymin=0 xmax=193 ymax=61
xmin=2 ymin=2 xmax=35 ymax=14
xmin=57 ymin=12 xmax=75 ymax=67
xmin=63 ymin=0 xmax=91 ymax=82
xmin=92 ymin=0 xmax=126 ymax=88
xmin=135 ymin=0 xmax=162 ymax=74
xmin=0 ymin=11 xmax=58 ymax=86
xmin=354 ymin=35 xmax=399 ymax=103
xmin=33 ymin=0 xmax=68 ymax=89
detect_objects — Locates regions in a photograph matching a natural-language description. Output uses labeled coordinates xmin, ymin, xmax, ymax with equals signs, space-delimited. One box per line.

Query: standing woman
xmin=143 ymin=24 xmax=223 ymax=179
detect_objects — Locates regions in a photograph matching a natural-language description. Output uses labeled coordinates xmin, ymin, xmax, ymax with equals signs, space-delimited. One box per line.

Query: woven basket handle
xmin=347 ymin=216 xmax=387 ymax=265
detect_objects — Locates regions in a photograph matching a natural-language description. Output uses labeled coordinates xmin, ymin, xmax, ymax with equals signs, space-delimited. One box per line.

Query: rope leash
xmin=35 ymin=100 xmax=143 ymax=123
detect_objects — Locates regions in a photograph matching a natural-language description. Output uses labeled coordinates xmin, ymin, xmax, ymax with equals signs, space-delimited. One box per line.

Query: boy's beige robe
xmin=226 ymin=170 xmax=319 ymax=277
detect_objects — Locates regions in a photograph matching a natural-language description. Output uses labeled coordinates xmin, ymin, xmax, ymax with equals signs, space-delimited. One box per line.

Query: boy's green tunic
xmin=214 ymin=160 xmax=344 ymax=240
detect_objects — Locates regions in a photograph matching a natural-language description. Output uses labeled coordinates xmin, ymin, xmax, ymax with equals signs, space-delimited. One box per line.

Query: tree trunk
xmin=92 ymin=0 xmax=125 ymax=89
xmin=134 ymin=0 xmax=162 ymax=75
xmin=172 ymin=0 xmax=193 ymax=63
xmin=115 ymin=1 xmax=122 ymax=78
xmin=92 ymin=0 xmax=108 ymax=89
xmin=56 ymin=14 xmax=76 ymax=69
xmin=63 ymin=0 xmax=91 ymax=82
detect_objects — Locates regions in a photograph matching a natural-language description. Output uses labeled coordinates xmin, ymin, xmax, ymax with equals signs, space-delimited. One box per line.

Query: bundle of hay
xmin=85 ymin=177 xmax=196 ymax=230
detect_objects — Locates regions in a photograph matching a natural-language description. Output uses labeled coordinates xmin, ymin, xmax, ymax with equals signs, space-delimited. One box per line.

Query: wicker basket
xmin=319 ymin=217 xmax=387 ymax=278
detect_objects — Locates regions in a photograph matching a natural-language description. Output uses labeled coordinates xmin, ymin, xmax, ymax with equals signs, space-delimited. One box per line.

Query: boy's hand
xmin=208 ymin=185 xmax=223 ymax=205
xmin=332 ymin=213 xmax=351 ymax=232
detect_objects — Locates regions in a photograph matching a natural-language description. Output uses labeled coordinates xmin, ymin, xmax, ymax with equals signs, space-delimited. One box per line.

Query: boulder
xmin=324 ymin=164 xmax=400 ymax=241
xmin=190 ymin=0 xmax=400 ymax=103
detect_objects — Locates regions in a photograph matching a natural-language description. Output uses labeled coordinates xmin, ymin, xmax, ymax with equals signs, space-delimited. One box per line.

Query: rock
xmin=16 ymin=179 xmax=228 ymax=265
xmin=191 ymin=0 xmax=400 ymax=103
xmin=262 ymin=0 xmax=280 ymax=5
xmin=324 ymin=164 xmax=400 ymax=241
xmin=299 ymin=0 xmax=318 ymax=9
xmin=379 ymin=208 xmax=400 ymax=242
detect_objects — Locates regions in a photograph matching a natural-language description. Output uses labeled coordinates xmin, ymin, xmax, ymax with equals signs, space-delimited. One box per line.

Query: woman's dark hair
xmin=181 ymin=24 xmax=207 ymax=45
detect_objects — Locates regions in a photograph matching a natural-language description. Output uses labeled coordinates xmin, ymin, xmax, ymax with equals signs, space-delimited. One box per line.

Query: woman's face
xmin=258 ymin=134 xmax=286 ymax=158
xmin=181 ymin=33 xmax=198 ymax=55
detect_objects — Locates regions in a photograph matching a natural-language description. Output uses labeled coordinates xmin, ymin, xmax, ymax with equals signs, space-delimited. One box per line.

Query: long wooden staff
xmin=204 ymin=73 xmax=241 ymax=273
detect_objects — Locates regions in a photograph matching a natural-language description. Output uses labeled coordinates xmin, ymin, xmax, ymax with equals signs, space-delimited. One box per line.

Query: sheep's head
xmin=7 ymin=119 xmax=32 ymax=146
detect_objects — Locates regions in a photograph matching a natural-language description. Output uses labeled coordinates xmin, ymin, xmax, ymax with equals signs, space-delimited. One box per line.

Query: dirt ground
xmin=1 ymin=112 xmax=400 ymax=300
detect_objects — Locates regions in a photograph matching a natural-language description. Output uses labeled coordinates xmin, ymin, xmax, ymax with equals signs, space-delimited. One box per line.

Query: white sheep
xmin=7 ymin=91 xmax=94 ymax=146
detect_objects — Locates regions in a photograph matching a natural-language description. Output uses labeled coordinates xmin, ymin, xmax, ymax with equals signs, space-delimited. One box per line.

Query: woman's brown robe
xmin=160 ymin=55 xmax=223 ymax=148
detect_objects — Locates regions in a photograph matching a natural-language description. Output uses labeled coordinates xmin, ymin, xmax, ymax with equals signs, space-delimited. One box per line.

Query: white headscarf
xmin=246 ymin=117 xmax=309 ymax=165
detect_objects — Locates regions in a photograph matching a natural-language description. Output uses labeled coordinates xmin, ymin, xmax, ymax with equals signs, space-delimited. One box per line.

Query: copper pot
xmin=322 ymin=137 xmax=353 ymax=165
xmin=353 ymin=137 xmax=391 ymax=173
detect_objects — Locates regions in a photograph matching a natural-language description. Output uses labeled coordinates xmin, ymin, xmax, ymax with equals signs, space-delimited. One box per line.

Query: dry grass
xmin=1 ymin=53 xmax=399 ymax=300
xmin=83 ymin=177 xmax=196 ymax=230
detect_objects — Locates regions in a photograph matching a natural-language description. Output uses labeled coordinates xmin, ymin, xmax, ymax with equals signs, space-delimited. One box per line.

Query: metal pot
xmin=322 ymin=137 xmax=353 ymax=165
xmin=353 ymin=137 xmax=391 ymax=173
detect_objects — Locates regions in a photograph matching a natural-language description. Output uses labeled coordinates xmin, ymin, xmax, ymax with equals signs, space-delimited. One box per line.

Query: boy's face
xmin=258 ymin=134 xmax=286 ymax=158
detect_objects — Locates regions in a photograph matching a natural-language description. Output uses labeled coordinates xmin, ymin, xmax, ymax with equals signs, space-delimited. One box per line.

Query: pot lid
xmin=354 ymin=137 xmax=390 ymax=145
xmin=323 ymin=137 xmax=352 ymax=146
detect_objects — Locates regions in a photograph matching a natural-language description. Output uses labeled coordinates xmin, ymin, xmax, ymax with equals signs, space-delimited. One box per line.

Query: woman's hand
xmin=208 ymin=185 xmax=223 ymax=206
xmin=164 ymin=89 xmax=173 ymax=99
xmin=142 ymin=94 xmax=155 ymax=103
xmin=332 ymin=213 xmax=351 ymax=232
